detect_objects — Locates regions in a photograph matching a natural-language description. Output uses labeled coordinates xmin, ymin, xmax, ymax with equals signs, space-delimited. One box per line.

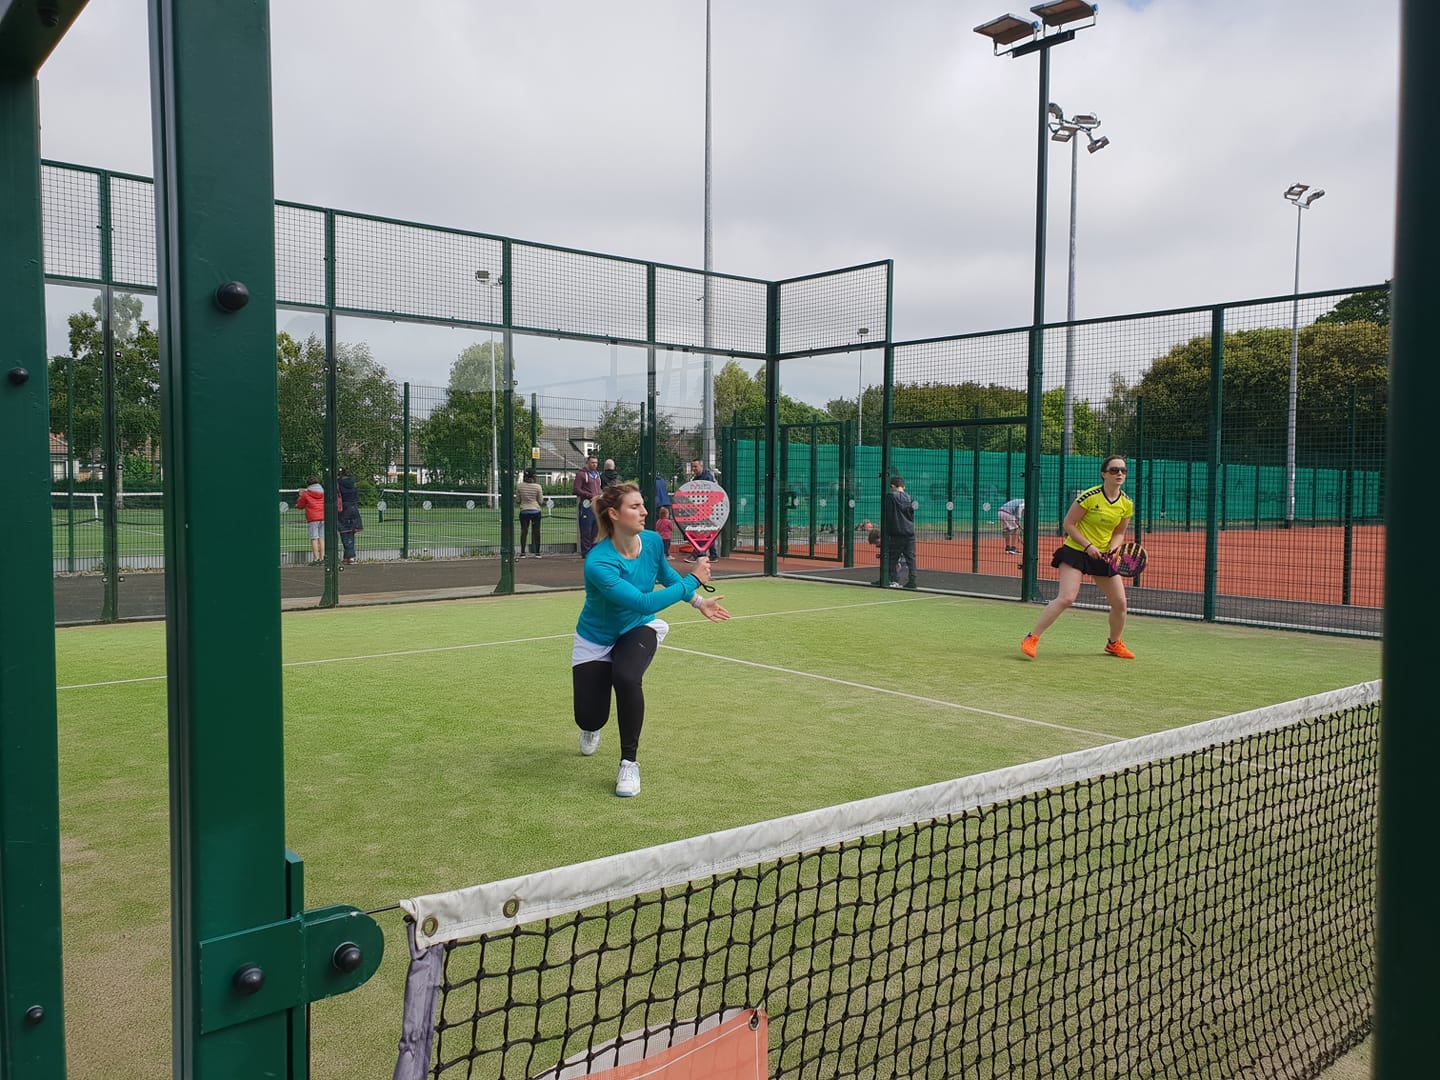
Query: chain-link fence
xmin=42 ymin=160 xmax=1384 ymax=635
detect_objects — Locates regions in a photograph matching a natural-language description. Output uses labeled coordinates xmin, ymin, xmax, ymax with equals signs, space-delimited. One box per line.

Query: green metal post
xmin=807 ymin=426 xmax=818 ymax=556
xmin=497 ymin=242 xmax=515 ymax=593
xmin=1377 ymin=7 xmax=1439 ymax=1074
xmin=1204 ymin=308 xmax=1223 ymax=623
xmin=946 ymin=426 xmax=955 ymax=541
xmin=66 ymin=357 xmax=76 ymax=572
xmin=639 ymin=266 xmax=658 ymax=551
xmin=149 ymin=1 xmax=292 ymax=1073
xmin=840 ymin=422 xmax=854 ymax=567
xmin=321 ymin=212 xmax=337 ymax=606
xmin=1133 ymin=396 xmax=1145 ymax=547
xmin=1342 ymin=384 xmax=1355 ymax=606
xmin=401 ymin=382 xmax=410 ymax=559
xmin=971 ymin=411 xmax=982 ymax=574
xmin=100 ymin=279 xmax=119 ymax=621
xmin=0 ymin=71 xmax=68 ymax=1080
xmin=763 ymin=282 xmax=779 ymax=576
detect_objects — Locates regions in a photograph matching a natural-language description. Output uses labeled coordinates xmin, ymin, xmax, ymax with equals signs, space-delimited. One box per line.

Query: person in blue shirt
xmin=573 ymin=482 xmax=730 ymax=797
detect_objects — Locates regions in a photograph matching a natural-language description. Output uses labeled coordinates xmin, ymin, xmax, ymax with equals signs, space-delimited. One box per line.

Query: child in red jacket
xmin=294 ymin=477 xmax=326 ymax=564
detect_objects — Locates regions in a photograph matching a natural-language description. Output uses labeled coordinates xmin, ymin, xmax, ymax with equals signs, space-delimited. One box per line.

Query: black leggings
xmin=519 ymin=510 xmax=541 ymax=553
xmin=573 ymin=624 xmax=659 ymax=762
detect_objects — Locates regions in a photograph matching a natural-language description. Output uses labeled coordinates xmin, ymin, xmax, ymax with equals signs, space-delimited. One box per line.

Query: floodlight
xmin=974 ymin=14 xmax=1038 ymax=47
xmin=1030 ymin=0 xmax=1098 ymax=28
xmin=1050 ymin=126 xmax=1077 ymax=142
xmin=1304 ymin=189 xmax=1326 ymax=206
xmin=1086 ymin=135 xmax=1110 ymax=153
xmin=475 ymin=269 xmax=490 ymax=282
xmin=1071 ymin=113 xmax=1100 ymax=128
xmin=1048 ymin=102 xmax=1065 ymax=120
xmin=1284 ymin=182 xmax=1310 ymax=201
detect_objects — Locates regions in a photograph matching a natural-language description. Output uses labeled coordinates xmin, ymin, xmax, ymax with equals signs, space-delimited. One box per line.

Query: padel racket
xmin=1108 ymin=541 xmax=1147 ymax=578
xmin=671 ymin=479 xmax=731 ymax=592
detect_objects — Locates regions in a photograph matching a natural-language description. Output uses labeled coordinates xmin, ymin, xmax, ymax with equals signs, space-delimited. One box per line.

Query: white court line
xmin=55 ymin=595 xmax=945 ymax=691
xmin=659 ymin=643 xmax=1122 ymax=742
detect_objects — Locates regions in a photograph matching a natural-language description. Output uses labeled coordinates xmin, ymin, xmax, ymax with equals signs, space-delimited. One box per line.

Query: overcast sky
xmin=35 ymin=0 xmax=1399 ymax=410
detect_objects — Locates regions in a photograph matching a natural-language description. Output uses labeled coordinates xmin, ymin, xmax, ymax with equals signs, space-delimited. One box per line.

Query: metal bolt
xmin=232 ymin=964 xmax=265 ymax=996
xmin=24 ymin=1005 xmax=44 ymax=1026
xmin=332 ymin=943 xmax=363 ymax=974
xmin=214 ymin=281 xmax=251 ymax=312
xmin=7 ymin=368 xmax=29 ymax=386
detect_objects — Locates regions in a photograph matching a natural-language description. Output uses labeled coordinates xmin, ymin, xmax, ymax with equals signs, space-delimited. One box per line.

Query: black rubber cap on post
xmin=214 ymin=281 xmax=250 ymax=312
xmin=332 ymin=942 xmax=363 ymax=974
xmin=232 ymin=964 xmax=265 ymax=996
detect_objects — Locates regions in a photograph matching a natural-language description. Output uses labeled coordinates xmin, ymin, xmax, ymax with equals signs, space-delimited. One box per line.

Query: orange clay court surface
xmin=751 ymin=524 xmax=1383 ymax=609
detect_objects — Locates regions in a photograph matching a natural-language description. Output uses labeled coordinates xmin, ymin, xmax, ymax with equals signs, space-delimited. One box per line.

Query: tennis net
xmin=393 ymin=681 xmax=1379 ymax=1080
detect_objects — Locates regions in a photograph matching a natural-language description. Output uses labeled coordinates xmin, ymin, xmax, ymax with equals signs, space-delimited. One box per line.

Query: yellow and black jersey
xmin=1062 ymin=485 xmax=1133 ymax=553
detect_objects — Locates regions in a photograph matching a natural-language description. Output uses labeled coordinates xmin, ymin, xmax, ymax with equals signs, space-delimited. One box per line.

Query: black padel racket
xmin=671 ymin=480 xmax=731 ymax=591
xmin=1108 ymin=541 xmax=1147 ymax=578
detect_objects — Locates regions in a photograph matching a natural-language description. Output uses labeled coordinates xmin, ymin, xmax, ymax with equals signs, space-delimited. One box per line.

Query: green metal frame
xmin=148 ymin=2 xmax=381 ymax=1076
xmin=0 ymin=69 xmax=68 ymax=1080
xmin=1377 ymin=4 xmax=1433 ymax=1076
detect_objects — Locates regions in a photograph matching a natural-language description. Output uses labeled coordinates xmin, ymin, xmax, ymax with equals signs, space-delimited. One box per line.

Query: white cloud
xmin=35 ymin=0 xmax=1398 ymax=408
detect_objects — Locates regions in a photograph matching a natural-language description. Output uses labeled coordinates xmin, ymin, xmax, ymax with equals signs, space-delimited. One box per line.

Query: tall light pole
xmin=1048 ymin=103 xmax=1109 ymax=514
xmin=855 ymin=326 xmax=869 ymax=447
xmin=1282 ymin=182 xmax=1324 ymax=528
xmin=975 ymin=0 xmax=1098 ymax=602
xmin=476 ymin=269 xmax=503 ymax=508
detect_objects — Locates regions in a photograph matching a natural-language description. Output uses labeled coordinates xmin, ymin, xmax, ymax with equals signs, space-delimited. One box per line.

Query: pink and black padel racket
xmin=1108 ymin=541 xmax=1148 ymax=578
xmin=670 ymin=479 xmax=730 ymax=591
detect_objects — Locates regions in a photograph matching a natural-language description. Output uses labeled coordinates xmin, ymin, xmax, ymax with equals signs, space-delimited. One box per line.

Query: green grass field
xmin=53 ymin=579 xmax=1380 ymax=1078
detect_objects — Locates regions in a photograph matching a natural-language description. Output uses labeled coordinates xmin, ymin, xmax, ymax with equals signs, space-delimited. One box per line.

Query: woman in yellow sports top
xmin=1021 ymin=455 xmax=1135 ymax=660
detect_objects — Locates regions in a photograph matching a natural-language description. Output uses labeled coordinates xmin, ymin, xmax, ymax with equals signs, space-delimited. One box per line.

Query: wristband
xmin=691 ymin=594 xmax=704 ymax=609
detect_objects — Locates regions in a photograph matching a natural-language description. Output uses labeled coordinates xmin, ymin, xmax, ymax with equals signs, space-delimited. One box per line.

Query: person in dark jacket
xmin=881 ymin=475 xmax=917 ymax=589
xmin=573 ymin=456 xmax=602 ymax=556
xmin=336 ymin=467 xmax=364 ymax=564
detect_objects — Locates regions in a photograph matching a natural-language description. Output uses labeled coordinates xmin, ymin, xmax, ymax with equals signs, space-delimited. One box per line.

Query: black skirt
xmin=1051 ymin=544 xmax=1115 ymax=578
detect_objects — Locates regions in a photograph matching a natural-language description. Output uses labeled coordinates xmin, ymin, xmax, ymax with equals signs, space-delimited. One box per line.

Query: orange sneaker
xmin=1021 ymin=634 xmax=1038 ymax=658
xmin=1104 ymin=639 xmax=1136 ymax=659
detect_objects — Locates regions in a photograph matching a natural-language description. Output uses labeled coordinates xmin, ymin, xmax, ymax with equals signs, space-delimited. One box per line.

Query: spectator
xmin=516 ymin=468 xmax=544 ymax=557
xmin=655 ymin=505 xmax=674 ymax=557
xmin=336 ymin=467 xmax=363 ymax=565
xmin=881 ymin=476 xmax=917 ymax=590
xmin=295 ymin=477 xmax=326 ymax=565
xmin=599 ymin=458 xmax=621 ymax=488
xmin=999 ymin=497 xmax=1025 ymax=555
xmin=572 ymin=456 xmax=602 ymax=557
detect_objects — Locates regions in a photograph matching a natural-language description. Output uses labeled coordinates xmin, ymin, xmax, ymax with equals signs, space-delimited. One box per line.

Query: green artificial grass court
xmin=53 ymin=578 xmax=1380 ymax=1078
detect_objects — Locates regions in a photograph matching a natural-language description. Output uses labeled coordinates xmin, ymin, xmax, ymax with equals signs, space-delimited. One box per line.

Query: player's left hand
xmin=698 ymin=595 xmax=731 ymax=622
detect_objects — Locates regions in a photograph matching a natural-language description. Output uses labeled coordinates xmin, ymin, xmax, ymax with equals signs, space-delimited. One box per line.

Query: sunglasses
xmin=1105 ymin=466 xmax=1127 ymax=474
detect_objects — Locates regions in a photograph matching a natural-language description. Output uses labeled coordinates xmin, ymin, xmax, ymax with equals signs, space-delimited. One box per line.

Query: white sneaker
xmin=615 ymin=759 xmax=641 ymax=797
xmin=579 ymin=729 xmax=601 ymax=756
xmin=887 ymin=581 xmax=902 ymax=589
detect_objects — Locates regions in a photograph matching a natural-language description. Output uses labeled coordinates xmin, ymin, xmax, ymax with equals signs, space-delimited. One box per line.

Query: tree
xmin=415 ymin=343 xmax=534 ymax=487
xmin=448 ymin=340 xmax=506 ymax=392
xmin=1100 ymin=321 xmax=1388 ymax=465
xmin=48 ymin=293 xmax=161 ymax=494
xmin=276 ymin=333 xmax=404 ymax=483
xmin=713 ymin=360 xmax=829 ymax=433
xmin=1315 ymin=283 xmax=1390 ymax=327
